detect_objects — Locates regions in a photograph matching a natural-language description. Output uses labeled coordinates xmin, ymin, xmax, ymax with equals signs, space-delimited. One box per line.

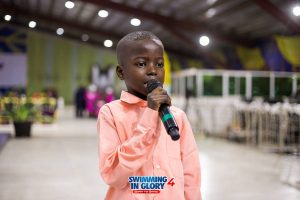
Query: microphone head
xmin=147 ymin=79 xmax=162 ymax=93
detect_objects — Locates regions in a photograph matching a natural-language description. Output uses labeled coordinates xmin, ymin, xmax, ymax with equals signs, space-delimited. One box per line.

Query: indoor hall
xmin=1 ymin=0 xmax=300 ymax=199
xmin=0 ymin=106 xmax=299 ymax=200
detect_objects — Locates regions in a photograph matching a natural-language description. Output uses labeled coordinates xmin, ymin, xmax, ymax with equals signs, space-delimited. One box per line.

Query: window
xmin=203 ymin=75 xmax=222 ymax=96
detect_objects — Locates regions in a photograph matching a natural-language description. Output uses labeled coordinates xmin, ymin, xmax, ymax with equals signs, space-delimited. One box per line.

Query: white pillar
xmin=235 ymin=76 xmax=240 ymax=95
xmin=222 ymin=73 xmax=229 ymax=97
xmin=196 ymin=72 xmax=203 ymax=97
xmin=292 ymin=74 xmax=297 ymax=96
xmin=187 ymin=75 xmax=194 ymax=90
xmin=270 ymin=72 xmax=275 ymax=99
xmin=246 ymin=73 xmax=252 ymax=99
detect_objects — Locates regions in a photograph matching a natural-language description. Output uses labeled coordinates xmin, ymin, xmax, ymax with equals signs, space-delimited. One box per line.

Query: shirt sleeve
xmin=180 ymin=111 xmax=202 ymax=200
xmin=97 ymin=104 xmax=160 ymax=189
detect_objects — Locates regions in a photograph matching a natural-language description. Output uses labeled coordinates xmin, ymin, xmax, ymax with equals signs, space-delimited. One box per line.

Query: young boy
xmin=97 ymin=31 xmax=201 ymax=200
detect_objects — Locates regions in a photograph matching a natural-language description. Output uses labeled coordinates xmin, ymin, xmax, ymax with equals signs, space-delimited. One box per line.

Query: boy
xmin=97 ymin=31 xmax=201 ymax=200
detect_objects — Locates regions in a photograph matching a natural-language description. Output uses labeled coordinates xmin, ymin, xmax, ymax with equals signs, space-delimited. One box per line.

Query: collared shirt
xmin=97 ymin=91 xmax=201 ymax=200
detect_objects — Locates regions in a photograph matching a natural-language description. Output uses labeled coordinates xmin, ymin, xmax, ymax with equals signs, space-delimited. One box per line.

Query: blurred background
xmin=0 ymin=0 xmax=300 ymax=199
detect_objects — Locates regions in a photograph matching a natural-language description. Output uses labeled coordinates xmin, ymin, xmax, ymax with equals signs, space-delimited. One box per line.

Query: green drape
xmin=52 ymin=37 xmax=72 ymax=104
xmin=27 ymin=32 xmax=116 ymax=104
xmin=75 ymin=43 xmax=98 ymax=86
xmin=27 ymin=32 xmax=47 ymax=94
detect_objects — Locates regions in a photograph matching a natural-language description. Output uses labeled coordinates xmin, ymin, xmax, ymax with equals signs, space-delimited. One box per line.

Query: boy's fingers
xmin=151 ymin=87 xmax=167 ymax=95
xmin=147 ymin=88 xmax=171 ymax=110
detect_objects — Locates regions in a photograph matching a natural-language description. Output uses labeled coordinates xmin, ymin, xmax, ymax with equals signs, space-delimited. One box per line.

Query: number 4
xmin=167 ymin=178 xmax=175 ymax=186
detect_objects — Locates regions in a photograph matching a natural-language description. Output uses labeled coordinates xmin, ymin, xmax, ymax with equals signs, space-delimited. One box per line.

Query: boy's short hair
xmin=116 ymin=31 xmax=164 ymax=65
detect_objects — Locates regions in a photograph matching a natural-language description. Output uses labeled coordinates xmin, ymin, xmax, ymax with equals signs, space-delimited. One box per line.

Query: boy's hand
xmin=147 ymin=87 xmax=171 ymax=111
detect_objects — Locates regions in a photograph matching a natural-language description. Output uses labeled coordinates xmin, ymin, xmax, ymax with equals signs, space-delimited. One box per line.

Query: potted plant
xmin=5 ymin=97 xmax=37 ymax=138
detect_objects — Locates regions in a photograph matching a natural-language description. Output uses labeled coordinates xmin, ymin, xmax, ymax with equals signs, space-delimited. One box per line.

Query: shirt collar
xmin=120 ymin=90 xmax=148 ymax=107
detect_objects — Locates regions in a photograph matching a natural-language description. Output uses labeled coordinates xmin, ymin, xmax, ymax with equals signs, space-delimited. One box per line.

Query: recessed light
xmin=65 ymin=1 xmax=75 ymax=9
xmin=28 ymin=21 xmax=37 ymax=28
xmin=130 ymin=18 xmax=141 ymax=26
xmin=4 ymin=15 xmax=11 ymax=21
xmin=292 ymin=5 xmax=300 ymax=16
xmin=199 ymin=36 xmax=210 ymax=46
xmin=98 ymin=10 xmax=109 ymax=18
xmin=104 ymin=40 xmax=113 ymax=47
xmin=56 ymin=28 xmax=64 ymax=35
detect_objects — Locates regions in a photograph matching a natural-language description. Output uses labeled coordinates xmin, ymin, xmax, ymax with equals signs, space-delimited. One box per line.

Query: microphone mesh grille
xmin=147 ymin=79 xmax=162 ymax=93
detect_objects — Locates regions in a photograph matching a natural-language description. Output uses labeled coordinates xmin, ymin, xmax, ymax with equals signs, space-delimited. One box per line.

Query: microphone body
xmin=147 ymin=80 xmax=180 ymax=141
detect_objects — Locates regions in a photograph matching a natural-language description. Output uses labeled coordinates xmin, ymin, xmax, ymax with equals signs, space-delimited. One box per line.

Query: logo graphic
xmin=128 ymin=176 xmax=175 ymax=194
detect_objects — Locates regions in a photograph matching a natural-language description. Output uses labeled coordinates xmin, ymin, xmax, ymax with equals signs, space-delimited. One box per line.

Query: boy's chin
xmin=128 ymin=90 xmax=147 ymax=100
xmin=137 ymin=92 xmax=147 ymax=99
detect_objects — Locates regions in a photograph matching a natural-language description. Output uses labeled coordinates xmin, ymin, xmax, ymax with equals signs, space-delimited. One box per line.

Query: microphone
xmin=147 ymin=79 xmax=180 ymax=141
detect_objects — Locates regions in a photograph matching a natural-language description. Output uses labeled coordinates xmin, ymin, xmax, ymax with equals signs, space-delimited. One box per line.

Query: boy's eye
xmin=156 ymin=62 xmax=164 ymax=68
xmin=137 ymin=62 xmax=146 ymax=68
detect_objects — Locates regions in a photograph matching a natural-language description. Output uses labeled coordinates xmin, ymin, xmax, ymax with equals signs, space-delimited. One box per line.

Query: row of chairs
xmin=231 ymin=100 xmax=300 ymax=153
xmin=172 ymin=96 xmax=300 ymax=190
xmin=172 ymin=96 xmax=300 ymax=153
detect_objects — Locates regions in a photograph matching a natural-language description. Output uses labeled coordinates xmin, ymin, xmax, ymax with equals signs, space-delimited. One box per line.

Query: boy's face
xmin=116 ymin=39 xmax=165 ymax=100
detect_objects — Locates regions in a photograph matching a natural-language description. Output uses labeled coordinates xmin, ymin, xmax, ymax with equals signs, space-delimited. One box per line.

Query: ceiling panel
xmin=0 ymin=0 xmax=298 ymax=65
xmin=51 ymin=0 xmax=67 ymax=18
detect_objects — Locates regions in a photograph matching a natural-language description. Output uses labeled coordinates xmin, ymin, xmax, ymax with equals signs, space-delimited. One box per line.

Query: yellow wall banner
xmin=275 ymin=35 xmax=300 ymax=70
xmin=164 ymin=52 xmax=171 ymax=93
xmin=236 ymin=46 xmax=265 ymax=70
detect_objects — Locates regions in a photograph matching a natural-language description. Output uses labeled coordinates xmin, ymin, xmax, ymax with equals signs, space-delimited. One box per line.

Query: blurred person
xmin=74 ymin=85 xmax=86 ymax=118
xmin=97 ymin=31 xmax=201 ymax=200
xmin=104 ymin=86 xmax=115 ymax=103
xmin=85 ymin=84 xmax=100 ymax=117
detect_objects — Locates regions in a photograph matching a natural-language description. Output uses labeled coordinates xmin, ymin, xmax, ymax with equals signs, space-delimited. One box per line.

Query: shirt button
xmin=156 ymin=165 xmax=160 ymax=169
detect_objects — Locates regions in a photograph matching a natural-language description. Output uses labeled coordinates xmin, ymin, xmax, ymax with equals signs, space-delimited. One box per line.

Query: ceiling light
xmin=81 ymin=34 xmax=89 ymax=42
xmin=98 ymin=10 xmax=109 ymax=18
xmin=56 ymin=28 xmax=64 ymax=35
xmin=130 ymin=18 xmax=141 ymax=26
xmin=292 ymin=5 xmax=300 ymax=16
xmin=4 ymin=15 xmax=11 ymax=21
xmin=28 ymin=21 xmax=36 ymax=28
xmin=104 ymin=40 xmax=113 ymax=47
xmin=65 ymin=1 xmax=75 ymax=9
xmin=199 ymin=36 xmax=210 ymax=46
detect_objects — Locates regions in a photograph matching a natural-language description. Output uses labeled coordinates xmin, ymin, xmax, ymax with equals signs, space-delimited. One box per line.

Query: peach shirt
xmin=97 ymin=91 xmax=201 ymax=200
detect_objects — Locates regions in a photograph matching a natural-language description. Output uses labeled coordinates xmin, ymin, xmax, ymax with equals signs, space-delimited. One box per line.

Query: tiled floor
xmin=0 ymin=107 xmax=299 ymax=200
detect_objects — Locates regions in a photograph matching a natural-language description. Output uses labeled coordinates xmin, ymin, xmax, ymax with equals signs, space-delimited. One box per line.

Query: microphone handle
xmin=159 ymin=105 xmax=180 ymax=141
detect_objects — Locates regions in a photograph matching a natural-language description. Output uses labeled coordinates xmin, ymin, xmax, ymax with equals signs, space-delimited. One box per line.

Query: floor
xmin=0 ymin=107 xmax=299 ymax=200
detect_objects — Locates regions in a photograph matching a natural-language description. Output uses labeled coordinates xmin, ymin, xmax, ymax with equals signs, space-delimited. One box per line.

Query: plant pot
xmin=13 ymin=121 xmax=32 ymax=138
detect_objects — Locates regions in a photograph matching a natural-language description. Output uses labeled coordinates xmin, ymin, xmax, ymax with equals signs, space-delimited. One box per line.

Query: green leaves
xmin=4 ymin=98 xmax=37 ymax=123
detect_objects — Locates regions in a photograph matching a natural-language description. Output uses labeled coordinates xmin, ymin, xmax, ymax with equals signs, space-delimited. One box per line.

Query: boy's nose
xmin=147 ymin=63 xmax=157 ymax=75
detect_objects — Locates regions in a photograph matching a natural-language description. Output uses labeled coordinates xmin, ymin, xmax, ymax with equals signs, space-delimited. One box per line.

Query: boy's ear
xmin=116 ymin=65 xmax=124 ymax=80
